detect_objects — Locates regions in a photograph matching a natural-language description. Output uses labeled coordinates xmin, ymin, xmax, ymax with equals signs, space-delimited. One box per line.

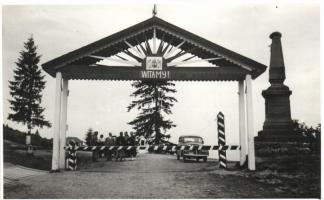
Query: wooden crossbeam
xmin=181 ymin=55 xmax=196 ymax=62
xmin=157 ymin=34 xmax=165 ymax=54
xmin=166 ymin=47 xmax=196 ymax=62
xmin=166 ymin=48 xmax=197 ymax=62
xmin=164 ymin=40 xmax=185 ymax=59
xmin=135 ymin=37 xmax=147 ymax=56
xmin=167 ymin=57 xmax=223 ymax=67
xmin=166 ymin=50 xmax=185 ymax=62
xmin=135 ymin=45 xmax=143 ymax=56
xmin=89 ymin=55 xmax=141 ymax=66
xmin=115 ymin=55 xmax=127 ymax=61
xmin=123 ymin=50 xmax=143 ymax=62
xmin=161 ymin=37 xmax=174 ymax=56
xmin=61 ymin=64 xmax=248 ymax=81
xmin=124 ymin=40 xmax=145 ymax=58
xmin=144 ymin=33 xmax=153 ymax=55
xmin=153 ymin=27 xmax=157 ymax=54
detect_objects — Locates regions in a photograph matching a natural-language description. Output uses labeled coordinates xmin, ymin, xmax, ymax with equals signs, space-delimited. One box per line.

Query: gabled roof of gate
xmin=42 ymin=16 xmax=267 ymax=80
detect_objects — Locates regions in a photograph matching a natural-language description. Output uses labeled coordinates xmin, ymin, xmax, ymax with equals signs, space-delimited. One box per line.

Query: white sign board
xmin=146 ymin=57 xmax=163 ymax=70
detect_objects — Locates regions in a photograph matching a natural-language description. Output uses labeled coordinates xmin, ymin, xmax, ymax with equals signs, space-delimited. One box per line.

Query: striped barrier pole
xmin=64 ymin=145 xmax=240 ymax=152
xmin=66 ymin=142 xmax=77 ymax=171
xmin=63 ymin=144 xmax=241 ymax=170
xmin=217 ymin=112 xmax=227 ymax=169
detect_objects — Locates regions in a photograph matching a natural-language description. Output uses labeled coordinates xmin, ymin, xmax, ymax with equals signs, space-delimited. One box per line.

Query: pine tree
xmin=127 ymin=80 xmax=177 ymax=144
xmin=85 ymin=128 xmax=93 ymax=146
xmin=8 ymin=36 xmax=51 ymax=137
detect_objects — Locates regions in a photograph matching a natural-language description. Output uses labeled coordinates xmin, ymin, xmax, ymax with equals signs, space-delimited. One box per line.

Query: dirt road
xmin=4 ymin=153 xmax=299 ymax=198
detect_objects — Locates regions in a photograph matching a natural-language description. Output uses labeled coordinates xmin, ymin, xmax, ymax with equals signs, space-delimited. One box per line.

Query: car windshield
xmin=183 ymin=137 xmax=203 ymax=143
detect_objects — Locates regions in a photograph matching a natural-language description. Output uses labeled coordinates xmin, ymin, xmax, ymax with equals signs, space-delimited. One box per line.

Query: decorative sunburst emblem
xmin=88 ymin=28 xmax=222 ymax=69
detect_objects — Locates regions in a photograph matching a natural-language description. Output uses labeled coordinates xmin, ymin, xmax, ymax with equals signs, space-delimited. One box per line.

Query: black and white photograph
xmin=1 ymin=1 xmax=321 ymax=199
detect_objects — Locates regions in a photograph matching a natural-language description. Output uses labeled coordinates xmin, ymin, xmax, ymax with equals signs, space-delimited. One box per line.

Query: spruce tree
xmin=127 ymin=80 xmax=177 ymax=144
xmin=85 ymin=128 xmax=93 ymax=146
xmin=8 ymin=36 xmax=51 ymax=138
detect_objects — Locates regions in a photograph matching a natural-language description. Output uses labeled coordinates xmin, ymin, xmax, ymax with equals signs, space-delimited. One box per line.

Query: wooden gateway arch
xmin=42 ymin=16 xmax=266 ymax=171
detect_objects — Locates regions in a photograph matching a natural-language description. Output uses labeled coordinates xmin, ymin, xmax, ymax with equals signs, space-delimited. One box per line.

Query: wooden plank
xmin=144 ymin=33 xmax=153 ymax=55
xmin=161 ymin=38 xmax=173 ymax=56
xmin=181 ymin=55 xmax=195 ymax=62
xmin=164 ymin=40 xmax=185 ymax=58
xmin=157 ymin=34 xmax=165 ymax=54
xmin=115 ymin=55 xmax=128 ymax=61
xmin=124 ymin=40 xmax=145 ymax=58
xmin=122 ymin=50 xmax=143 ymax=62
xmin=153 ymin=28 xmax=157 ymax=53
xmin=135 ymin=37 xmax=147 ymax=56
xmin=167 ymin=57 xmax=223 ymax=67
xmin=89 ymin=55 xmax=141 ymax=66
xmin=166 ymin=50 xmax=187 ymax=62
xmin=60 ymin=64 xmax=248 ymax=81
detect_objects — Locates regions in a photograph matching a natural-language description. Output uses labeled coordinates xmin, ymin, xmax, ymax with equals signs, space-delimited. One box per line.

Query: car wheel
xmin=183 ymin=156 xmax=187 ymax=162
xmin=203 ymin=157 xmax=207 ymax=162
xmin=196 ymin=158 xmax=199 ymax=162
xmin=177 ymin=154 xmax=180 ymax=160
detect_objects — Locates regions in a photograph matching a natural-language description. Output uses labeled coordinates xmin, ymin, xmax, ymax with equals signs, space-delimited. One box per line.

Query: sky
xmin=2 ymin=2 xmax=321 ymax=159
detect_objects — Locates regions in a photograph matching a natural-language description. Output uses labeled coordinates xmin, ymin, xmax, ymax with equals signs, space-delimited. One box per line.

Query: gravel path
xmin=4 ymin=153 xmax=295 ymax=198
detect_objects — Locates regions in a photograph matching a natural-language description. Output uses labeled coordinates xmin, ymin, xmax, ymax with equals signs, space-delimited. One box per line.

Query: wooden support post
xmin=245 ymin=74 xmax=256 ymax=171
xmin=59 ymin=79 xmax=69 ymax=169
xmin=52 ymin=72 xmax=62 ymax=171
xmin=238 ymin=80 xmax=247 ymax=166
xmin=153 ymin=27 xmax=157 ymax=54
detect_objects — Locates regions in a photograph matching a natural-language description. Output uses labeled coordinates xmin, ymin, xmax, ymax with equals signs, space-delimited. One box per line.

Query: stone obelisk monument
xmin=257 ymin=32 xmax=299 ymax=142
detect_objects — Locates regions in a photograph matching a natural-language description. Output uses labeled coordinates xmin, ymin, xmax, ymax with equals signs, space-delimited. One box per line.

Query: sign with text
xmin=140 ymin=71 xmax=170 ymax=79
xmin=141 ymin=56 xmax=170 ymax=79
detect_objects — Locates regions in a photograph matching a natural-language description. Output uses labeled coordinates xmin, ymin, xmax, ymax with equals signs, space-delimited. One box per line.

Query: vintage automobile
xmin=176 ymin=135 xmax=209 ymax=162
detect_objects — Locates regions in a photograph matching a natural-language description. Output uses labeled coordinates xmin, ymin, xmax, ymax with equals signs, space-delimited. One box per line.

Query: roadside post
xmin=217 ymin=112 xmax=227 ymax=169
xmin=67 ymin=141 xmax=77 ymax=171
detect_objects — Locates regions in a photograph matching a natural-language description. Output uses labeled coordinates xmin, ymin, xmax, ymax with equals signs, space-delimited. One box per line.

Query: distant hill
xmin=3 ymin=124 xmax=52 ymax=149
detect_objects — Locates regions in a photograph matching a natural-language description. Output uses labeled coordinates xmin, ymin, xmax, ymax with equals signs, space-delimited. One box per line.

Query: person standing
xmin=129 ymin=132 xmax=137 ymax=161
xmin=105 ymin=132 xmax=114 ymax=161
xmin=90 ymin=131 xmax=98 ymax=146
xmin=98 ymin=134 xmax=105 ymax=158
xmin=124 ymin=131 xmax=130 ymax=158
xmin=99 ymin=134 xmax=105 ymax=145
xmin=91 ymin=131 xmax=99 ymax=162
xmin=116 ymin=132 xmax=126 ymax=161
xmin=124 ymin=131 xmax=129 ymax=143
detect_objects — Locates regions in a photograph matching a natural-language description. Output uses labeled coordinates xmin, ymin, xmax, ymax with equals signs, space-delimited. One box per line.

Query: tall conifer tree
xmin=8 ymin=36 xmax=51 ymax=138
xmin=127 ymin=80 xmax=177 ymax=144
xmin=84 ymin=128 xmax=93 ymax=146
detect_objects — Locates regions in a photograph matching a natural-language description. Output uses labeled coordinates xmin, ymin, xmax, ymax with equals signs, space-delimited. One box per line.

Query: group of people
xmin=90 ymin=131 xmax=137 ymax=162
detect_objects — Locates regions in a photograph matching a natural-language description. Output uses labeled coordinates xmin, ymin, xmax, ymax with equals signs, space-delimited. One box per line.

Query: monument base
xmin=256 ymin=118 xmax=303 ymax=142
xmin=255 ymin=140 xmax=311 ymax=171
xmin=256 ymin=130 xmax=304 ymax=142
xmin=255 ymin=140 xmax=308 ymax=156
